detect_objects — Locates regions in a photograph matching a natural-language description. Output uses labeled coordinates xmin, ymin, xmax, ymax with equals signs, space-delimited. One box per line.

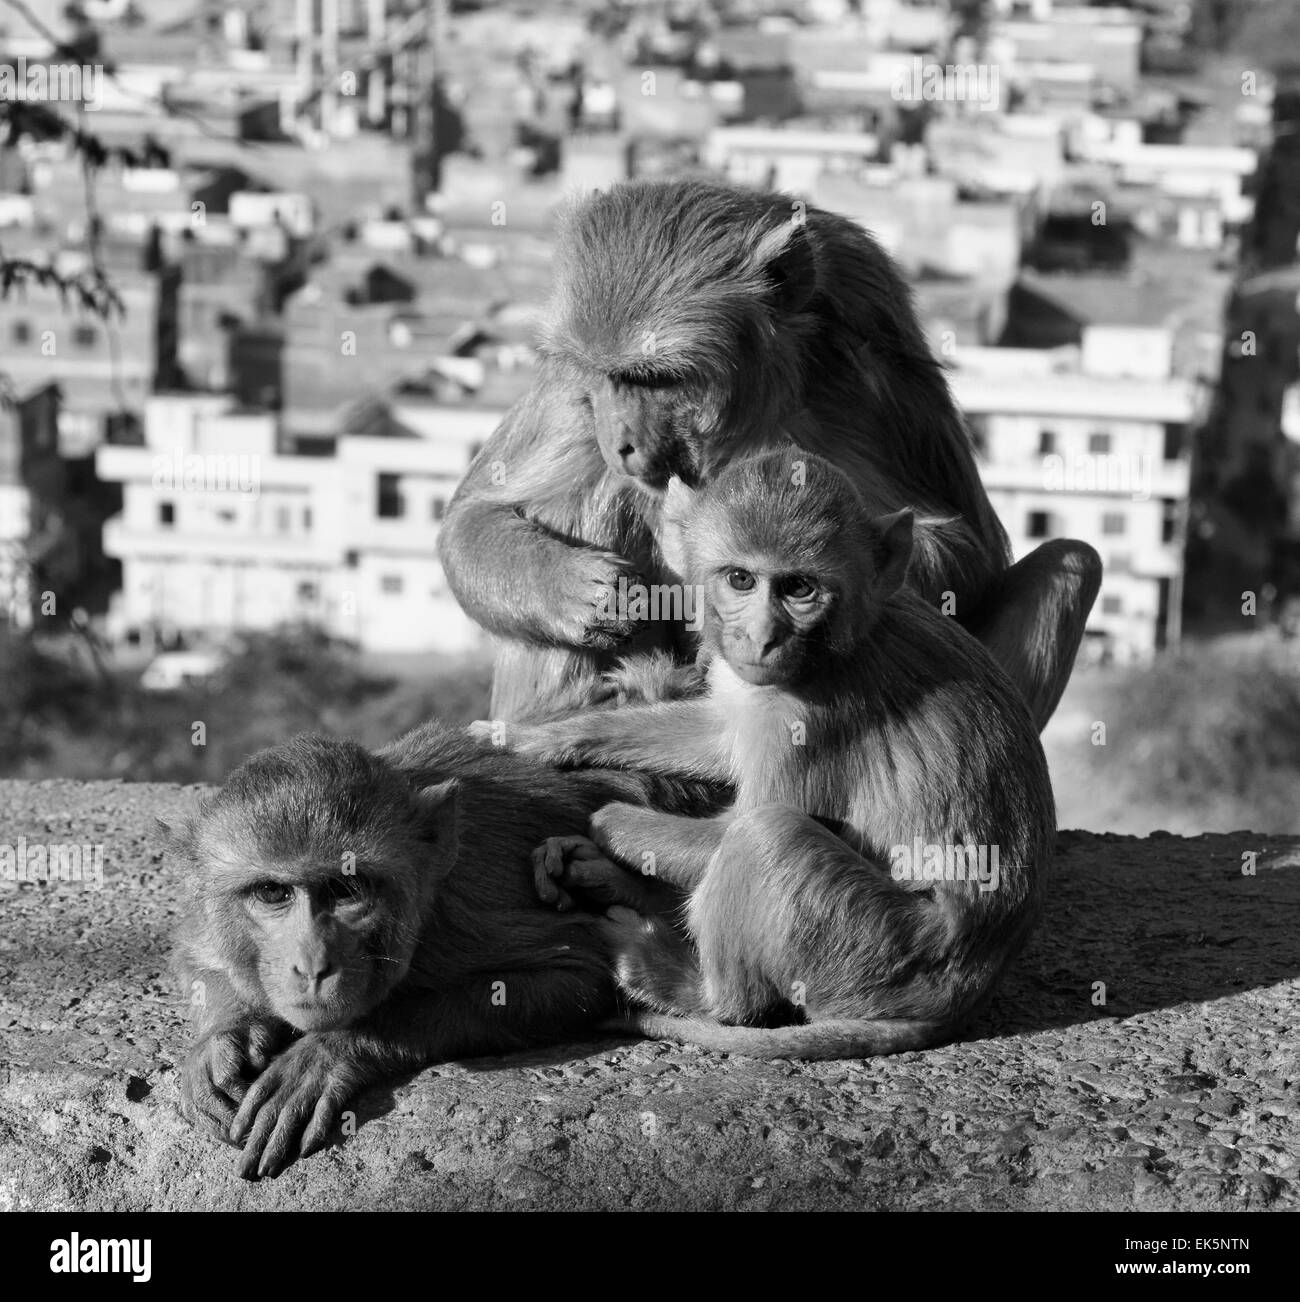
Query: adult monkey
xmin=439 ymin=178 xmax=1100 ymax=727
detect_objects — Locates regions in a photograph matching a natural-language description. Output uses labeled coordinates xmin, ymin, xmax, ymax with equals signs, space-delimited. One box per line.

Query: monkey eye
xmin=726 ymin=568 xmax=756 ymax=592
xmin=250 ymin=881 xmax=294 ymax=907
xmin=780 ymin=576 xmax=819 ymax=602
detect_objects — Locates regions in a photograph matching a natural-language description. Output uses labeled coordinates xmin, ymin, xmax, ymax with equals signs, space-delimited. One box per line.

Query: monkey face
xmin=587 ymin=375 xmax=705 ymax=492
xmin=184 ymin=738 xmax=460 ymax=1035
xmin=242 ymin=870 xmax=405 ymax=1032
xmin=705 ymin=566 xmax=832 ymax=687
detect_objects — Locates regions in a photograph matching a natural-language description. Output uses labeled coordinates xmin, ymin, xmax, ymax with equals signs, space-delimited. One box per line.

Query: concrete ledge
xmin=1 ymin=779 xmax=1297 ymax=1211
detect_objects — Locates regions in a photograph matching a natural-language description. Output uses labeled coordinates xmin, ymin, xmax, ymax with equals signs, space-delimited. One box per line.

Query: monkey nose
xmin=293 ymin=960 xmax=338 ymax=994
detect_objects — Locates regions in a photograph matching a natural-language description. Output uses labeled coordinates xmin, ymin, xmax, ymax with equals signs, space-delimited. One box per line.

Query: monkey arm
xmin=590 ymin=803 xmax=731 ymax=892
xmin=489 ymin=700 xmax=732 ymax=782
xmin=228 ymin=971 xmax=609 ymax=1179
xmin=441 ymin=496 xmax=644 ymax=647
xmin=440 ymin=412 xmax=646 ymax=650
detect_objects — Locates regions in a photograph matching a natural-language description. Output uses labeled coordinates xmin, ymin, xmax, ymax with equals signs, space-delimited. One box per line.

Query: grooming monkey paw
xmin=532 ymin=835 xmax=648 ymax=912
xmin=178 ymin=1018 xmax=289 ymax=1146
xmin=228 ymin=1032 xmax=363 ymax=1180
xmin=561 ymin=550 xmax=648 ymax=651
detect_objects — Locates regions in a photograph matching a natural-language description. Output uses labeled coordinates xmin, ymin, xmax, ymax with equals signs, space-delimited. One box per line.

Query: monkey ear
xmin=751 ymin=218 xmax=818 ymax=315
xmin=871 ymin=508 xmax=915 ymax=597
xmin=662 ymin=476 xmax=697 ymax=522
xmin=414 ymin=779 xmax=461 ymax=870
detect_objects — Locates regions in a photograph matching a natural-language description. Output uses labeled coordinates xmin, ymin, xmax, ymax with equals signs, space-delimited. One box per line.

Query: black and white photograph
xmin=0 ymin=0 xmax=1295 ymax=1267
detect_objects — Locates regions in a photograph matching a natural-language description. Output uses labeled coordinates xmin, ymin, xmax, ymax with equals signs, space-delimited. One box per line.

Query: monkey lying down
xmin=485 ymin=450 xmax=1057 ymax=1061
xmin=171 ymin=724 xmax=714 ymax=1180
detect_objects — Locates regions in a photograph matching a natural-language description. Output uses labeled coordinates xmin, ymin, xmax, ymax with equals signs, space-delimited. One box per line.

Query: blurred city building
xmin=94 ymin=392 xmax=488 ymax=653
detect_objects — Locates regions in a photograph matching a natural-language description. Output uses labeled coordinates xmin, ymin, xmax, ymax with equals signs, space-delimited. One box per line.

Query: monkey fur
xmin=488 ymin=451 xmax=1056 ymax=1060
xmin=439 ymin=178 xmax=1100 ymax=728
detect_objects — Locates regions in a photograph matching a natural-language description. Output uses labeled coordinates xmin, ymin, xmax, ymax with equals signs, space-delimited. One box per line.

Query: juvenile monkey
xmin=488 ymin=451 xmax=1056 ymax=1058
xmin=440 ymin=178 xmax=1100 ymax=729
xmin=172 ymin=724 xmax=698 ymax=1178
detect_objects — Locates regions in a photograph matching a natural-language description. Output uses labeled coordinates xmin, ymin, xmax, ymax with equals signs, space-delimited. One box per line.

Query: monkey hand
xmin=228 ymin=1031 xmax=365 ymax=1179
xmin=532 ymin=835 xmax=649 ymax=912
xmin=178 ymin=1018 xmax=288 ymax=1146
xmin=561 ymin=550 xmax=647 ymax=651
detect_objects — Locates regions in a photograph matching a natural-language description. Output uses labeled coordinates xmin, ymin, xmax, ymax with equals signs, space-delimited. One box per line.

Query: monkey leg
xmin=964 ymin=539 xmax=1103 ymax=732
xmin=686 ymin=805 xmax=946 ymax=1026
xmin=599 ymin=905 xmax=712 ymax=1018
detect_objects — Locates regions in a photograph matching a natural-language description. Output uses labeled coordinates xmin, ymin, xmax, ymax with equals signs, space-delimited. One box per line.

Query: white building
xmin=95 ymin=394 xmax=492 ymax=654
xmin=948 ymin=327 xmax=1198 ymax=663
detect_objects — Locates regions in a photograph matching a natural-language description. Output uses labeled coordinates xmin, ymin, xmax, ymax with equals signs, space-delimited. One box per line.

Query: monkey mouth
xmin=728 ymin=660 xmax=783 ymax=687
xmin=284 ymin=1000 xmax=350 ymax=1032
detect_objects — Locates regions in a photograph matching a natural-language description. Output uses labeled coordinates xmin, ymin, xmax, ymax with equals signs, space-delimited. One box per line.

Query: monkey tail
xmin=617 ymin=1012 xmax=949 ymax=1060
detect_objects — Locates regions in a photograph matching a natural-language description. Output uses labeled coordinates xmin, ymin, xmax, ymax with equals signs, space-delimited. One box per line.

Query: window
xmin=344 ymin=549 xmax=359 ymax=569
xmin=11 ymin=321 xmax=31 ymax=344
xmin=1101 ymin=512 xmax=1126 ymax=536
xmin=297 ymin=581 xmax=319 ymax=602
xmin=377 ymin=473 xmax=404 ymax=519
xmin=1026 ymin=510 xmax=1052 ymax=539
xmin=275 ymin=506 xmax=290 ymax=533
xmin=73 ymin=323 xmax=97 ymax=348
xmin=1038 ymin=429 xmax=1057 ymax=456
xmin=1101 ymin=594 xmax=1123 ymax=615
xmin=158 ymin=501 xmax=175 ymax=526
xmin=1088 ymin=432 xmax=1112 ymax=454
xmin=1109 ymin=553 xmax=1131 ymax=574
xmin=1163 ymin=424 xmax=1185 ymax=461
xmin=380 ymin=574 xmax=403 ymax=594
xmin=303 ymin=506 xmax=312 ymax=530
xmin=431 ymin=496 xmax=447 ymax=523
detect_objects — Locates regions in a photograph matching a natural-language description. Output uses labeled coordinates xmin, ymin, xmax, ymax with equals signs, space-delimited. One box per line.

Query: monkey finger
xmin=211 ymin=1056 xmax=251 ymax=1102
xmin=563 ymin=838 xmax=608 ymax=862
xmin=229 ymin=1070 xmax=279 ymax=1144
xmin=245 ymin=1027 xmax=283 ymax=1075
xmin=299 ymin=1094 xmax=342 ymax=1159
xmin=531 ymin=856 xmax=562 ymax=907
xmin=178 ymin=1090 xmax=239 ymax=1147
xmin=530 ymin=841 xmax=564 ymax=904
xmin=255 ymin=1100 xmax=313 ymax=1180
